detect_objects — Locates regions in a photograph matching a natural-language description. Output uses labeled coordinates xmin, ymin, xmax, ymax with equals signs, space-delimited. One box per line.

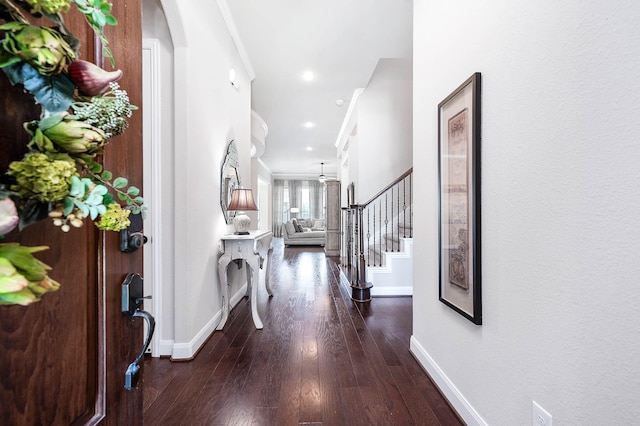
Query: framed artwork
xmin=438 ymin=73 xmax=482 ymax=325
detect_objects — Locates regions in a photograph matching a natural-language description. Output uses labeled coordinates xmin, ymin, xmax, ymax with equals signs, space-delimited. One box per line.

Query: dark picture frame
xmin=438 ymin=73 xmax=482 ymax=325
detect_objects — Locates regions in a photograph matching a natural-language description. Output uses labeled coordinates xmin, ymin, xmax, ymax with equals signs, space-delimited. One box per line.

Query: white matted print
xmin=438 ymin=73 xmax=482 ymax=325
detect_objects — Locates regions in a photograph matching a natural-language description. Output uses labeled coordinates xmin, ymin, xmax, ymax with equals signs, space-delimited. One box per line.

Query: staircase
xmin=340 ymin=168 xmax=413 ymax=301
xmin=366 ymin=221 xmax=413 ymax=296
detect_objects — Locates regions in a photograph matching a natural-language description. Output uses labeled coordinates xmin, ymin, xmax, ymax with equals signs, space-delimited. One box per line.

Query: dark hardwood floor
xmin=143 ymin=239 xmax=463 ymax=425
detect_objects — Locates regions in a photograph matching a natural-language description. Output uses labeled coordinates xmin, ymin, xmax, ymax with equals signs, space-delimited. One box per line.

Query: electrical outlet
xmin=532 ymin=401 xmax=552 ymax=426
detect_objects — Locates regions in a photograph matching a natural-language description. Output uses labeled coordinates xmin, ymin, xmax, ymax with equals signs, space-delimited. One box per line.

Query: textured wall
xmin=144 ymin=0 xmax=252 ymax=357
xmin=358 ymin=58 xmax=413 ymax=201
xmin=412 ymin=1 xmax=640 ymax=424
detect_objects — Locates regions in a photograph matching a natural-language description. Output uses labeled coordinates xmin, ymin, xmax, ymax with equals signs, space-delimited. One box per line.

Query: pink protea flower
xmin=68 ymin=59 xmax=123 ymax=96
xmin=0 ymin=198 xmax=19 ymax=236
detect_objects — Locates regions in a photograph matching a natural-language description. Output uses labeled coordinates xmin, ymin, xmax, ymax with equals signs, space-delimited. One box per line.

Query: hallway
xmin=143 ymin=239 xmax=462 ymax=425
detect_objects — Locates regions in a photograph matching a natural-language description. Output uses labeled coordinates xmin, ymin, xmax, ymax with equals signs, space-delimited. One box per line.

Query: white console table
xmin=217 ymin=230 xmax=273 ymax=330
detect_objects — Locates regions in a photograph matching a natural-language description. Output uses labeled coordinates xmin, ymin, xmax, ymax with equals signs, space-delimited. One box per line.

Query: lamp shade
xmin=227 ymin=188 xmax=258 ymax=212
xmin=227 ymin=188 xmax=257 ymax=235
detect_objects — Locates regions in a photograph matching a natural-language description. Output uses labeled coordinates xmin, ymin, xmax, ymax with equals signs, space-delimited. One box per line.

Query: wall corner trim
xmin=335 ymin=88 xmax=364 ymax=148
xmin=158 ymin=340 xmax=175 ymax=357
xmin=217 ymin=0 xmax=256 ymax=81
xmin=409 ymin=336 xmax=488 ymax=426
xmin=142 ymin=38 xmax=164 ymax=357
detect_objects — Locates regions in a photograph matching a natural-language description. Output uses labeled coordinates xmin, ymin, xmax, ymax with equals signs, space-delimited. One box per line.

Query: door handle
xmin=121 ymin=273 xmax=156 ymax=390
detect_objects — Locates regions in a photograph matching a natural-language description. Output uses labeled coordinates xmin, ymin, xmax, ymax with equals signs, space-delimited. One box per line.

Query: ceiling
xmin=226 ymin=0 xmax=413 ymax=179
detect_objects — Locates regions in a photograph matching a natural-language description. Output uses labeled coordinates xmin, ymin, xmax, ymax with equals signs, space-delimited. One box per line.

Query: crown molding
xmin=335 ymin=88 xmax=364 ymax=147
xmin=216 ymin=0 xmax=256 ymax=81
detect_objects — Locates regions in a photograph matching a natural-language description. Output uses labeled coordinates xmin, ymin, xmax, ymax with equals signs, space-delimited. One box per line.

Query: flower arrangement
xmin=0 ymin=0 xmax=144 ymax=305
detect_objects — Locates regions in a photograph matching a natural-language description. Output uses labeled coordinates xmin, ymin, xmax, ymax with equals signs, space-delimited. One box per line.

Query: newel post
xmin=351 ymin=205 xmax=372 ymax=302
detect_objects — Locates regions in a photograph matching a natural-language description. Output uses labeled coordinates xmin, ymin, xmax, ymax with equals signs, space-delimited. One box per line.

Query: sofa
xmin=282 ymin=218 xmax=326 ymax=246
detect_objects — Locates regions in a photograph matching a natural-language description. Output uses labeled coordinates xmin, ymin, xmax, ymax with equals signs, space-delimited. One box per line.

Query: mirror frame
xmin=220 ymin=140 xmax=240 ymax=224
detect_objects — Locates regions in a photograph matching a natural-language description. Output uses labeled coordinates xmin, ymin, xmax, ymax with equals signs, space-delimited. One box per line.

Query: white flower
xmin=0 ymin=198 xmax=19 ymax=236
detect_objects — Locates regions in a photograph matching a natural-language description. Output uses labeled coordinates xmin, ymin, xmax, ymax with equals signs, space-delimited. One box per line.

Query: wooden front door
xmin=0 ymin=1 xmax=144 ymax=424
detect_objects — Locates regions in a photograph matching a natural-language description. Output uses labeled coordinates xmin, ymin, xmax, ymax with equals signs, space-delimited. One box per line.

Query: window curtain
xmin=308 ymin=180 xmax=324 ymax=220
xmin=289 ymin=180 xmax=302 ymax=218
xmin=272 ymin=179 xmax=285 ymax=237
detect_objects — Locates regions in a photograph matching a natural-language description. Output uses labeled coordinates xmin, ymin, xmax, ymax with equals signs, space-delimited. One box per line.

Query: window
xmin=280 ymin=180 xmax=325 ymax=222
xmin=301 ymin=186 xmax=310 ymax=218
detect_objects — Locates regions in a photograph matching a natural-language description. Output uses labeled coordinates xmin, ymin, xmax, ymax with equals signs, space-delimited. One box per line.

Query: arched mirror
xmin=220 ymin=140 xmax=240 ymax=224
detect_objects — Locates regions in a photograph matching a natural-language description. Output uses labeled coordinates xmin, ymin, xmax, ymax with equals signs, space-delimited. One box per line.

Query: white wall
xmin=413 ymin=1 xmax=640 ymax=425
xmin=336 ymin=61 xmax=413 ymax=205
xmin=142 ymin=0 xmax=175 ymax=356
xmin=357 ymin=58 xmax=413 ymax=201
xmin=144 ymin=0 xmax=252 ymax=358
xmin=256 ymin=159 xmax=272 ymax=231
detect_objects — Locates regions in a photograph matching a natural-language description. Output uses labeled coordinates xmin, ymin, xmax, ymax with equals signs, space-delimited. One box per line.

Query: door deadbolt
xmin=120 ymin=210 xmax=147 ymax=253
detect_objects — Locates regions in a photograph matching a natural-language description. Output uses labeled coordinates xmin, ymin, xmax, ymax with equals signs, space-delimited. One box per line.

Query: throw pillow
xmin=285 ymin=222 xmax=296 ymax=236
xmin=313 ymin=220 xmax=325 ymax=229
xmin=291 ymin=218 xmax=303 ymax=233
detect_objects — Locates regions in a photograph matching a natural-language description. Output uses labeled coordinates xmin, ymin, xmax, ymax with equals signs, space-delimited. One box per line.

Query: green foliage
xmin=65 ymin=163 xmax=145 ymax=219
xmin=0 ymin=22 xmax=75 ymax=76
xmin=27 ymin=113 xmax=107 ymax=163
xmin=71 ymin=0 xmax=117 ymax=66
xmin=87 ymin=165 xmax=146 ymax=217
xmin=0 ymin=243 xmax=60 ymax=306
xmin=7 ymin=153 xmax=77 ymax=202
xmin=113 ymin=177 xmax=127 ymax=188
xmin=71 ymin=82 xmax=137 ymax=138
xmin=64 ymin=176 xmax=107 ymax=220
xmin=20 ymin=62 xmax=75 ymax=113
xmin=95 ymin=202 xmax=130 ymax=231
xmin=23 ymin=0 xmax=71 ymax=15
xmin=0 ymin=0 xmax=140 ymax=305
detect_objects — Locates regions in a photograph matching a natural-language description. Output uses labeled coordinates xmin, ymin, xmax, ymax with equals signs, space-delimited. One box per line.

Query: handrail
xmin=361 ymin=167 xmax=413 ymax=208
xmin=341 ymin=168 xmax=413 ymax=302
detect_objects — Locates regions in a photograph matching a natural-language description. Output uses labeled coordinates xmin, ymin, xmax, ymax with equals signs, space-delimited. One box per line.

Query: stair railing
xmin=342 ymin=168 xmax=413 ymax=302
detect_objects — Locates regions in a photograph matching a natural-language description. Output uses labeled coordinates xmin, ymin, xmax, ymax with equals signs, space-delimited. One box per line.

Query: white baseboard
xmin=339 ymin=266 xmax=413 ymax=297
xmin=171 ymin=313 xmax=220 ymax=360
xmin=339 ymin=270 xmax=352 ymax=295
xmin=158 ymin=340 xmax=174 ymax=357
xmin=229 ymin=283 xmax=249 ymax=309
xmin=410 ymin=335 xmax=487 ymax=426
xmin=371 ymin=286 xmax=413 ymax=296
xmin=171 ymin=284 xmax=248 ymax=360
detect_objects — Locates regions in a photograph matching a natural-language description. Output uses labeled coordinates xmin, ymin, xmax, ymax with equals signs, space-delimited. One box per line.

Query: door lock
xmin=120 ymin=210 xmax=147 ymax=253
xmin=121 ymin=273 xmax=155 ymax=390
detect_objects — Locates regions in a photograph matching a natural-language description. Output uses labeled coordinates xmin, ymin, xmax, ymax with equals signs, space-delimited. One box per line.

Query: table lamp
xmin=227 ymin=188 xmax=258 ymax=234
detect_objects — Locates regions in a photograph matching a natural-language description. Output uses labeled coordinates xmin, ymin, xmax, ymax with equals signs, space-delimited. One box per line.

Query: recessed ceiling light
xmin=306 ymin=147 xmax=313 ymax=151
xmin=303 ymin=121 xmax=315 ymax=128
xmin=336 ymin=99 xmax=344 ymax=106
xmin=302 ymin=70 xmax=314 ymax=81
